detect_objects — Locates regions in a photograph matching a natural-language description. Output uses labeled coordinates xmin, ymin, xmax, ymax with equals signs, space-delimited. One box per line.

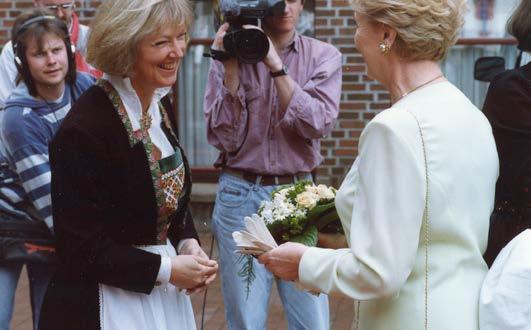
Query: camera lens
xmin=224 ymin=28 xmax=270 ymax=64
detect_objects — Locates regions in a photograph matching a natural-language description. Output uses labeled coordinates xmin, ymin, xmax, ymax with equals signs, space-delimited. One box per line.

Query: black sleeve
xmin=50 ymin=126 xmax=160 ymax=294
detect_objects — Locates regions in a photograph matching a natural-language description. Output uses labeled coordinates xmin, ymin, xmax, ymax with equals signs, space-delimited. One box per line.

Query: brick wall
xmin=0 ymin=0 xmax=387 ymax=188
xmin=314 ymin=0 xmax=387 ymax=187
xmin=0 ymin=1 xmax=99 ymax=42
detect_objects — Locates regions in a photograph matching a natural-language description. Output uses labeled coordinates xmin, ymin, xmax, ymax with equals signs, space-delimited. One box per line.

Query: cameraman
xmin=204 ymin=0 xmax=342 ymax=328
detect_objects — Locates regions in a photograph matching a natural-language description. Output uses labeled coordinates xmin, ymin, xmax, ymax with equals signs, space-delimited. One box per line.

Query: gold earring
xmin=379 ymin=41 xmax=391 ymax=54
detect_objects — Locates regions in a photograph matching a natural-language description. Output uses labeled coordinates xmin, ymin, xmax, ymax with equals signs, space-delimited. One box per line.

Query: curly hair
xmin=87 ymin=0 xmax=193 ymax=76
xmin=351 ymin=0 xmax=467 ymax=61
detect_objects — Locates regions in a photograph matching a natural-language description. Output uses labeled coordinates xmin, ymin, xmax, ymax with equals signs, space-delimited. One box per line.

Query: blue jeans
xmin=212 ymin=172 xmax=329 ymax=330
xmin=0 ymin=262 xmax=52 ymax=330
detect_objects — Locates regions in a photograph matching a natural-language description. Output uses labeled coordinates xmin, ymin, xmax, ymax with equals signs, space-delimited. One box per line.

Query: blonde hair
xmin=87 ymin=0 xmax=193 ymax=75
xmin=351 ymin=0 xmax=466 ymax=61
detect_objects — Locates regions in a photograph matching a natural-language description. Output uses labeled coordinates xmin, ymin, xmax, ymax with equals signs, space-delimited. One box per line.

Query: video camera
xmin=210 ymin=0 xmax=286 ymax=64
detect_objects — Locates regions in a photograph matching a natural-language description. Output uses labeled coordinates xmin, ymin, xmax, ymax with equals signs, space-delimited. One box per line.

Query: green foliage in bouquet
xmin=259 ymin=180 xmax=341 ymax=245
xmin=238 ymin=181 xmax=342 ymax=297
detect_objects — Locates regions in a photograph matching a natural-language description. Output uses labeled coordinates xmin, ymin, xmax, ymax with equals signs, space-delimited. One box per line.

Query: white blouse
xmin=105 ymin=74 xmax=174 ymax=158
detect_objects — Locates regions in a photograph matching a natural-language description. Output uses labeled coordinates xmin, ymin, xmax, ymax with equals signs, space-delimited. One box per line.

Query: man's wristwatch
xmin=270 ymin=65 xmax=289 ymax=78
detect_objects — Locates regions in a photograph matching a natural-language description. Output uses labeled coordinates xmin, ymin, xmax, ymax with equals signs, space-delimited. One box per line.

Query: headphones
xmin=12 ymin=15 xmax=76 ymax=95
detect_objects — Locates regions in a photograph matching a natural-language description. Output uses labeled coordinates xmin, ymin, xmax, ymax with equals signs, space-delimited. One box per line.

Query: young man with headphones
xmin=0 ymin=0 xmax=99 ymax=109
xmin=0 ymin=9 xmax=93 ymax=330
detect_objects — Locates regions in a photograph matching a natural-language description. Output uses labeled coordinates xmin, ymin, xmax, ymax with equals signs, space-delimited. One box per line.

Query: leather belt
xmin=224 ymin=167 xmax=310 ymax=186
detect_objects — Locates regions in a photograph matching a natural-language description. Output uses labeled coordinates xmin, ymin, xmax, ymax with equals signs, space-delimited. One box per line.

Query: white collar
xmin=103 ymin=74 xmax=171 ymax=131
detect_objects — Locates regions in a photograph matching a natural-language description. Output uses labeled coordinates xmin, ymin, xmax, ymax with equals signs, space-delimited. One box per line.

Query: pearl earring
xmin=379 ymin=41 xmax=391 ymax=54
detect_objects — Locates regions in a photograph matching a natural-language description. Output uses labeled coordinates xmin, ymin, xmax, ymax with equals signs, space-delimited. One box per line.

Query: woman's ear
xmin=382 ymin=25 xmax=397 ymax=48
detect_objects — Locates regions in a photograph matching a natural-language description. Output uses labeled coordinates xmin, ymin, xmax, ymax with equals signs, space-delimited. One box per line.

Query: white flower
xmin=296 ymin=191 xmax=318 ymax=209
xmin=261 ymin=206 xmax=274 ymax=224
xmin=294 ymin=208 xmax=308 ymax=218
xmin=305 ymin=185 xmax=319 ymax=194
xmin=315 ymin=184 xmax=335 ymax=200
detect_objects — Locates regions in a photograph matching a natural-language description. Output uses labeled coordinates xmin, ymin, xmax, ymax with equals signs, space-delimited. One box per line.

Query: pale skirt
xmin=98 ymin=241 xmax=196 ymax=330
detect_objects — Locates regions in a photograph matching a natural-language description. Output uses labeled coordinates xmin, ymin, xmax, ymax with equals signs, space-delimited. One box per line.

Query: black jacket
xmin=483 ymin=62 xmax=531 ymax=266
xmin=39 ymin=85 xmax=198 ymax=329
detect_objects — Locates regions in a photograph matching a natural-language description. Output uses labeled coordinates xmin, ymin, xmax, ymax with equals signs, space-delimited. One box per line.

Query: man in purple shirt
xmin=204 ymin=0 xmax=341 ymax=328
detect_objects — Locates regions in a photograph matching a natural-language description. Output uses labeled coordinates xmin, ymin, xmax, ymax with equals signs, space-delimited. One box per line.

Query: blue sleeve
xmin=73 ymin=72 xmax=96 ymax=99
xmin=0 ymin=109 xmax=54 ymax=230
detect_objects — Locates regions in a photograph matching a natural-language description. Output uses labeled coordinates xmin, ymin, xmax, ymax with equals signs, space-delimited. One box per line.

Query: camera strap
xmin=203 ymin=48 xmax=232 ymax=62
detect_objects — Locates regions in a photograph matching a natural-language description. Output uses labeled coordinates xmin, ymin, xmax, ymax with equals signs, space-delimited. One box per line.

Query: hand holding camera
xmin=212 ymin=23 xmax=282 ymax=72
xmin=206 ymin=0 xmax=286 ymax=64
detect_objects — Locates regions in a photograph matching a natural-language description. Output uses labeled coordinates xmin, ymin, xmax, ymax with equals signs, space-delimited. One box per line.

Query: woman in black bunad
xmin=39 ymin=1 xmax=218 ymax=329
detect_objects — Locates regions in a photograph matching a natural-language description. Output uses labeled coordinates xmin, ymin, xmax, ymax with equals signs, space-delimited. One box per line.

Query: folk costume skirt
xmin=98 ymin=240 xmax=196 ymax=330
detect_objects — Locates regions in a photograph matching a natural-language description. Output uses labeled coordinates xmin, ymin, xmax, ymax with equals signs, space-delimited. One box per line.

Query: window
xmin=441 ymin=0 xmax=529 ymax=107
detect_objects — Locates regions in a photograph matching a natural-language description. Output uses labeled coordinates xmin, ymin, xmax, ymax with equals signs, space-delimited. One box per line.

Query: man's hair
xmin=351 ymin=0 xmax=466 ymax=61
xmin=11 ymin=8 xmax=76 ymax=96
xmin=507 ymin=0 xmax=531 ymax=52
xmin=87 ymin=0 xmax=193 ymax=76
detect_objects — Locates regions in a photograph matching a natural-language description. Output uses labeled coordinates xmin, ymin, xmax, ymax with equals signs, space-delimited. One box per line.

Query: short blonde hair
xmin=87 ymin=0 xmax=193 ymax=76
xmin=351 ymin=0 xmax=466 ymax=61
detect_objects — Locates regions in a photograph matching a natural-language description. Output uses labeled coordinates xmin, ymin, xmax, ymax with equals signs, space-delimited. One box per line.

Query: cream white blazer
xmin=299 ymin=82 xmax=499 ymax=330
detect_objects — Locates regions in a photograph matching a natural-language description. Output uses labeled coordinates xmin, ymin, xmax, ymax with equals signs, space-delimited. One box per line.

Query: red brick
xmin=334 ymin=148 xmax=356 ymax=156
xmin=14 ymin=2 xmax=33 ymax=9
xmin=315 ymin=9 xmax=335 ymax=16
xmin=339 ymin=9 xmax=355 ymax=16
xmin=332 ymin=37 xmax=355 ymax=45
xmin=339 ymin=46 xmax=357 ymax=53
xmin=331 ymin=131 xmax=345 ymax=138
xmin=322 ymin=157 xmax=337 ymax=166
xmin=362 ymin=112 xmax=377 ymax=120
xmin=378 ymin=93 xmax=390 ymax=101
xmin=321 ymin=140 xmax=336 ymax=148
xmin=370 ymin=102 xmax=390 ymax=110
xmin=341 ymin=102 xmax=366 ymax=110
xmin=332 ymin=166 xmax=347 ymax=175
xmin=330 ymin=18 xmax=344 ymax=25
xmin=339 ymin=28 xmax=356 ymax=35
xmin=340 ymin=120 xmax=365 ymax=129
xmin=343 ymin=75 xmax=361 ymax=82
xmin=332 ymin=0 xmax=350 ymax=6
xmin=342 ymin=83 xmax=365 ymax=91
xmin=339 ymin=139 xmax=356 ymax=147
xmin=316 ymin=168 xmax=330 ymax=176
xmin=349 ymin=130 xmax=362 ymax=138
xmin=343 ymin=65 xmax=365 ymax=73
xmin=370 ymin=84 xmax=387 ymax=91
xmin=346 ymin=56 xmax=365 ymax=64
xmin=340 ymin=157 xmax=357 ymax=166
xmin=317 ymin=28 xmax=335 ymax=36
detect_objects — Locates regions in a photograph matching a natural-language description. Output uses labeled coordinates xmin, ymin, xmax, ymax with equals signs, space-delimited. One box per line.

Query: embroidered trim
xmin=96 ymin=79 xmax=185 ymax=244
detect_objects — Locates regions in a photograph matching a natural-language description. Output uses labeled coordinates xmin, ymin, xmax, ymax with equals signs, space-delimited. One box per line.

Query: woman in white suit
xmin=259 ymin=0 xmax=499 ymax=329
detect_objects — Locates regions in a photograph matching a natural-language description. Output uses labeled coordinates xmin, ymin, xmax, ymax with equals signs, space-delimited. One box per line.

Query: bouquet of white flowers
xmin=232 ymin=180 xmax=341 ymax=295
